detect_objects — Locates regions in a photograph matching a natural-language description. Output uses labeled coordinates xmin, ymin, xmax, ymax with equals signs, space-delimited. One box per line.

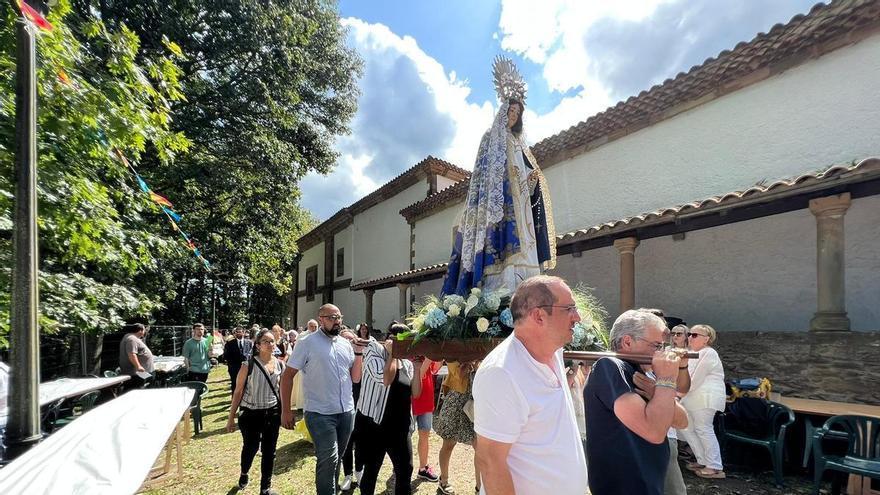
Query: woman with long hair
xmin=227 ymin=328 xmax=285 ymax=495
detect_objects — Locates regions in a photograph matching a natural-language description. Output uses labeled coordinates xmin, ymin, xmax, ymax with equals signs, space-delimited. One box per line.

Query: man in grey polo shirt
xmin=281 ymin=304 xmax=364 ymax=495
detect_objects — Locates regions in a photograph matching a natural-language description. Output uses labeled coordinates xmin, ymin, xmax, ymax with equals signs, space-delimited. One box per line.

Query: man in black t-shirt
xmin=584 ymin=310 xmax=689 ymax=495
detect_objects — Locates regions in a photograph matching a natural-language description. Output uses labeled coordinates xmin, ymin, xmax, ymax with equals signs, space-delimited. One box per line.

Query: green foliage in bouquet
xmin=399 ymin=284 xmax=609 ymax=351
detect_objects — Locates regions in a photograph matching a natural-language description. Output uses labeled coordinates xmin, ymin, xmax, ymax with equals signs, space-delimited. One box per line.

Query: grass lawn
xmin=140 ymin=366 xmax=479 ymax=495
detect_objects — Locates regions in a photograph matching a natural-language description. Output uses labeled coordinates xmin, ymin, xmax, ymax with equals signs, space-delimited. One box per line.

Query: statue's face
xmin=507 ymin=103 xmax=522 ymax=129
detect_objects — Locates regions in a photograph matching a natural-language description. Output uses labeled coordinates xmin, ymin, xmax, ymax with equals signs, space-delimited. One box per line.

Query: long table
xmin=778 ymin=396 xmax=880 ymax=418
xmin=0 ymin=388 xmax=194 ymax=494
xmin=152 ymin=356 xmax=186 ymax=374
xmin=0 ymin=376 xmax=130 ymax=427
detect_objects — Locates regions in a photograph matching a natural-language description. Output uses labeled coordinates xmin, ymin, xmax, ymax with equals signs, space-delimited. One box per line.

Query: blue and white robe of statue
xmin=441 ymin=103 xmax=556 ymax=296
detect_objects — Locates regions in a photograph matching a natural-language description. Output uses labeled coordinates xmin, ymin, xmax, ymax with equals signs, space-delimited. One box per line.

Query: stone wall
xmin=714 ymin=331 xmax=880 ymax=406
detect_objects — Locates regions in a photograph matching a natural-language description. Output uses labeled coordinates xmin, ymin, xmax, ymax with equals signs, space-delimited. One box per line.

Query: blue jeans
xmin=304 ymin=410 xmax=355 ymax=495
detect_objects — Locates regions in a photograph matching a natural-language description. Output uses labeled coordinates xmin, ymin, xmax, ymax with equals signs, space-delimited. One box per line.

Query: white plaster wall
xmin=298 ymin=243 xmax=324 ymax=287
xmin=436 ymin=176 xmax=457 ymax=191
xmin=548 ymin=246 xmax=620 ymax=326
xmin=414 ymin=204 xmax=461 ymax=268
xmin=550 ymin=196 xmax=880 ymax=332
xmin=353 ymin=183 xmax=427 ymax=282
xmin=412 ymin=278 xmax=444 ymax=306
xmin=334 ymin=226 xmax=353 ymax=281
xmin=845 ymin=195 xmax=880 ymax=331
xmin=543 ymin=35 xmax=880 ymax=234
xmin=297 ymin=297 xmax=322 ymax=327
xmin=631 ymin=208 xmax=816 ymax=331
xmin=332 ymin=287 xmax=366 ymax=327
xmin=373 ymin=287 xmax=401 ymax=330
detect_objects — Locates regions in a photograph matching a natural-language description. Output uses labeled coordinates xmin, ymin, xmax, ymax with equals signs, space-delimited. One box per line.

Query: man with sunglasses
xmin=280 ymin=304 xmax=365 ymax=495
xmin=584 ymin=310 xmax=689 ymax=495
xmin=473 ymin=275 xmax=588 ymax=495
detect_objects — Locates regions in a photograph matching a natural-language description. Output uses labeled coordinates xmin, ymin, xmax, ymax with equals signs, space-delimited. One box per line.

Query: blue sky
xmin=301 ymin=0 xmax=819 ymax=220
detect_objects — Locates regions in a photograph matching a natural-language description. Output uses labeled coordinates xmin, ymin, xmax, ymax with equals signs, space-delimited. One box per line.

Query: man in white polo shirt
xmin=473 ymin=275 xmax=588 ymax=494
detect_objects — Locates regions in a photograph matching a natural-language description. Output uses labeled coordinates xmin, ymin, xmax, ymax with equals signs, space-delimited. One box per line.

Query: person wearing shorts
xmin=412 ymin=358 xmax=441 ymax=482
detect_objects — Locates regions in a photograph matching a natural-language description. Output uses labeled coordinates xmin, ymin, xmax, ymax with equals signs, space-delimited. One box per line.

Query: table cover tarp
xmin=0 ymin=387 xmax=194 ymax=494
xmin=0 ymin=376 xmax=130 ymax=424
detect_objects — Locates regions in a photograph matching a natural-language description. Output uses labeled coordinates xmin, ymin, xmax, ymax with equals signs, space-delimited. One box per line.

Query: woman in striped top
xmin=227 ymin=328 xmax=285 ymax=495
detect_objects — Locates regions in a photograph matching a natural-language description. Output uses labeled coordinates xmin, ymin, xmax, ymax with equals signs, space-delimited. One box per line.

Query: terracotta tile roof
xmin=350 ymin=263 xmax=449 ymax=291
xmin=400 ymin=178 xmax=471 ymax=223
xmin=298 ymin=156 xmax=469 ymax=251
xmin=531 ymin=0 xmax=880 ymax=168
xmin=557 ymin=157 xmax=880 ymax=245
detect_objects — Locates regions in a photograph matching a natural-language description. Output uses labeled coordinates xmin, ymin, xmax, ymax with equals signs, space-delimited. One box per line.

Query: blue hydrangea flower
xmin=572 ymin=322 xmax=587 ymax=347
xmin=488 ymin=322 xmax=502 ymax=336
xmin=424 ymin=308 xmax=448 ymax=329
xmin=499 ymin=308 xmax=514 ymax=327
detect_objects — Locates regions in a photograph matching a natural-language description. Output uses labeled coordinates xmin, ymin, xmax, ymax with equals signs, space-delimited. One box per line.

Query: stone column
xmin=809 ymin=193 xmax=851 ymax=331
xmin=364 ymin=289 xmax=374 ymax=327
xmin=613 ymin=237 xmax=640 ymax=314
xmin=397 ymin=283 xmax=410 ymax=318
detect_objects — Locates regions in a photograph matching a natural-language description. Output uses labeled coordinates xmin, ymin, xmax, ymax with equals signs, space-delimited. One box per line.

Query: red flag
xmin=15 ymin=1 xmax=54 ymax=32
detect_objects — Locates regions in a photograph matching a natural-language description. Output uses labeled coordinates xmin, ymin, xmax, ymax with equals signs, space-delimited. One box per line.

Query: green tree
xmin=73 ymin=0 xmax=359 ymax=325
xmin=0 ymin=0 xmax=189 ymax=347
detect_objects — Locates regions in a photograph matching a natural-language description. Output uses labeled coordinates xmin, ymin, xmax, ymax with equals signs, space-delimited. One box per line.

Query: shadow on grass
xmin=272 ymin=439 xmax=315 ymax=475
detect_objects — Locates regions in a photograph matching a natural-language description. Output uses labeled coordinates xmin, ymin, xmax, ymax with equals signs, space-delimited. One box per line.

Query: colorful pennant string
xmin=110 ymin=149 xmax=210 ymax=269
xmin=38 ymin=19 xmax=209 ymax=270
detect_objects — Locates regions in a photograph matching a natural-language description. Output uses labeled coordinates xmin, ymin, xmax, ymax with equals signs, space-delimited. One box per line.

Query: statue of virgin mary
xmin=441 ymin=57 xmax=556 ymax=296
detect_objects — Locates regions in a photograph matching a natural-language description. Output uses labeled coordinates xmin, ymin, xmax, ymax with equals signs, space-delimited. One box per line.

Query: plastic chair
xmin=40 ymin=398 xmax=68 ymax=434
xmin=719 ymin=399 xmax=795 ymax=487
xmin=179 ymin=381 xmax=209 ymax=435
xmin=812 ymin=415 xmax=880 ymax=495
xmin=51 ymin=391 xmax=101 ymax=430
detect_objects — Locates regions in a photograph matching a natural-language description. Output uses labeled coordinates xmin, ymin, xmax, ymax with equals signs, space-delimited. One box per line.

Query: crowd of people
xmin=113 ymin=274 xmax=727 ymax=495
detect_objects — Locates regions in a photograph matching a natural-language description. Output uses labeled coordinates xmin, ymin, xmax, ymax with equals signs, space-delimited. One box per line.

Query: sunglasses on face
xmin=687 ymin=333 xmax=706 ymax=338
xmin=320 ymin=314 xmax=343 ymax=321
xmin=671 ymin=332 xmax=685 ymax=337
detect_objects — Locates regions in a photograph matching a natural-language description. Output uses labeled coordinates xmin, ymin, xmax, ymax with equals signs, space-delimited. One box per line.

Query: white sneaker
xmin=340 ymin=475 xmax=353 ymax=491
xmin=355 ymin=469 xmax=364 ymax=484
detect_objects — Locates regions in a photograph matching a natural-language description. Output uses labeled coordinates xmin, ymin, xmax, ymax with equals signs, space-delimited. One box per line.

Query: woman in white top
xmin=677 ymin=324 xmax=726 ymax=479
xmin=227 ymin=328 xmax=285 ymax=495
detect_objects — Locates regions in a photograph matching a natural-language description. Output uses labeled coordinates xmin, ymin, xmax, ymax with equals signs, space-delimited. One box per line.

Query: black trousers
xmin=356 ymin=412 xmax=413 ymax=495
xmin=239 ymin=406 xmax=281 ymax=491
xmin=228 ymin=366 xmax=241 ymax=394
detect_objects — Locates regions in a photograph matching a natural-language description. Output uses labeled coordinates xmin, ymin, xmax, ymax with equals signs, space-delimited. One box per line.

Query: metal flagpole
xmin=5 ymin=8 xmax=43 ymax=460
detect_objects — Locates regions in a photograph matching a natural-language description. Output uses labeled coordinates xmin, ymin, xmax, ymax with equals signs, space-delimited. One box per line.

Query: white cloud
xmin=499 ymin=0 xmax=666 ymax=91
xmin=301 ymin=19 xmax=495 ymax=220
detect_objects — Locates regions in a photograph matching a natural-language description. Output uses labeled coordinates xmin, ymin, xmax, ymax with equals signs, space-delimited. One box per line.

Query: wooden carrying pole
xmin=563 ymin=350 xmax=699 ymax=365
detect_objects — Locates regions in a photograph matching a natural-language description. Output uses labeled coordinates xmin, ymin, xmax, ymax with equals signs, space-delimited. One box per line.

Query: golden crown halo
xmin=492 ymin=55 xmax=527 ymax=103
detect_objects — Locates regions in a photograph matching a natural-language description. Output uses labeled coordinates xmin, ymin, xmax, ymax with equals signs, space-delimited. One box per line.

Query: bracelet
xmin=655 ymin=379 xmax=677 ymax=389
xmin=679 ymin=366 xmax=688 ymax=370
xmin=354 ymin=352 xmax=363 ymax=356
